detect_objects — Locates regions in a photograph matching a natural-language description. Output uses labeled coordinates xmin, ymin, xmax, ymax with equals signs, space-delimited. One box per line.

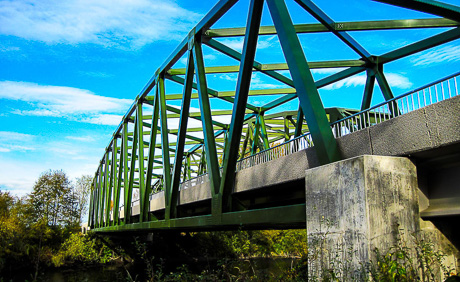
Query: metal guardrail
xmin=331 ymin=72 xmax=459 ymax=138
xmin=177 ymin=72 xmax=459 ymax=191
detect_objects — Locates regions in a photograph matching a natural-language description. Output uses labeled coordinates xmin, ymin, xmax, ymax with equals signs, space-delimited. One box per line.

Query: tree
xmin=30 ymin=170 xmax=79 ymax=227
xmin=74 ymin=175 xmax=92 ymax=223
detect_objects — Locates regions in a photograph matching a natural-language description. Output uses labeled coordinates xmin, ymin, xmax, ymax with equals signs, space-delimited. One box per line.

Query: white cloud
xmin=0 ymin=131 xmax=36 ymax=153
xmin=0 ymin=131 xmax=35 ymax=142
xmin=179 ymin=54 xmax=217 ymax=66
xmin=218 ymin=35 xmax=277 ymax=52
xmin=218 ymin=73 xmax=285 ymax=90
xmin=0 ymin=81 xmax=131 ymax=124
xmin=81 ymin=114 xmax=124 ymax=126
xmin=80 ymin=71 xmax=114 ymax=78
xmin=0 ymin=45 xmax=20 ymax=52
xmin=0 ymin=0 xmax=201 ymax=49
xmin=66 ymin=135 xmax=96 ymax=142
xmin=323 ymin=73 xmax=413 ymax=90
xmin=411 ymin=45 xmax=460 ymax=66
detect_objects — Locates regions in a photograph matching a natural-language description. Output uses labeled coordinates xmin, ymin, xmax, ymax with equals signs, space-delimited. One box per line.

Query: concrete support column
xmin=305 ymin=155 xmax=419 ymax=280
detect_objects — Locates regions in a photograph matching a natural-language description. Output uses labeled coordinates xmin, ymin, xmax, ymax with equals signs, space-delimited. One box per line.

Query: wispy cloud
xmin=0 ymin=81 xmax=131 ymax=125
xmin=179 ymin=54 xmax=216 ymax=66
xmin=66 ymin=135 xmax=96 ymax=142
xmin=79 ymin=71 xmax=115 ymax=78
xmin=217 ymin=35 xmax=277 ymax=52
xmin=81 ymin=114 xmax=124 ymax=126
xmin=0 ymin=0 xmax=201 ymax=49
xmin=323 ymin=73 xmax=413 ymax=90
xmin=411 ymin=45 xmax=460 ymax=66
xmin=0 ymin=131 xmax=36 ymax=153
xmin=218 ymin=73 xmax=285 ymax=90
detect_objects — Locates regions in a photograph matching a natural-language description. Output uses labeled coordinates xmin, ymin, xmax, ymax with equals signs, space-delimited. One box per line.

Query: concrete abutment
xmin=305 ymin=155 xmax=459 ymax=280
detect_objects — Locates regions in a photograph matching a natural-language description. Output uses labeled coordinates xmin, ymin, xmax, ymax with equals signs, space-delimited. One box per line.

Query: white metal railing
xmin=179 ymin=173 xmax=210 ymax=190
xmin=119 ymin=72 xmax=458 ymax=203
xmin=331 ymin=72 xmax=459 ymax=138
xmin=236 ymin=133 xmax=314 ymax=171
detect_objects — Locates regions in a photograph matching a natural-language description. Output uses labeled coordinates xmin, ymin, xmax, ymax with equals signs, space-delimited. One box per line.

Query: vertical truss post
xmin=97 ymin=165 xmax=103 ymax=227
xmin=114 ymin=136 xmax=122 ymax=226
xmin=252 ymin=117 xmax=261 ymax=154
xmin=267 ymin=0 xmax=341 ymax=164
xmin=259 ymin=114 xmax=270 ymax=149
xmin=103 ymin=156 xmax=110 ymax=227
xmin=88 ymin=182 xmax=94 ymax=228
xmin=240 ymin=125 xmax=251 ymax=159
xmin=126 ymin=115 xmax=138 ymax=224
xmin=294 ymin=106 xmax=304 ymax=137
xmin=284 ymin=117 xmax=290 ymax=141
xmin=192 ymin=34 xmax=222 ymax=216
xmin=158 ymin=74 xmax=172 ymax=222
xmin=168 ymin=49 xmax=194 ymax=220
xmin=110 ymin=138 xmax=118 ymax=226
xmin=93 ymin=176 xmax=99 ymax=228
xmin=144 ymin=86 xmax=160 ymax=221
xmin=122 ymin=121 xmax=129 ymax=223
xmin=136 ymin=101 xmax=147 ymax=222
xmin=374 ymin=64 xmax=399 ymax=116
xmin=361 ymin=68 xmax=376 ymax=110
xmin=375 ymin=64 xmax=394 ymax=101
xmin=106 ymin=146 xmax=114 ymax=226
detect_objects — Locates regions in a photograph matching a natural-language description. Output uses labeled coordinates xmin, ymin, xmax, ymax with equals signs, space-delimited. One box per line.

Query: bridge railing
xmin=155 ymin=72 xmax=459 ymax=198
xmin=236 ymin=133 xmax=314 ymax=172
xmin=332 ymin=72 xmax=459 ymax=138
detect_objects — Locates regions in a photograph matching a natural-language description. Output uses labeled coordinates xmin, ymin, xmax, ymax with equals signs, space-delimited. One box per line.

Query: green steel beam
xmin=158 ymin=74 xmax=173 ymax=222
xmin=168 ymin=49 xmax=194 ymax=220
xmin=97 ymin=165 xmax=103 ymax=227
xmin=267 ymin=0 xmax=341 ymax=164
xmin=168 ymin=59 xmax=366 ymax=75
xmin=294 ymin=0 xmax=371 ymax=61
xmin=126 ymin=115 xmax=137 ymax=223
xmin=144 ymin=87 xmax=160 ymax=221
xmin=379 ymin=27 xmax=460 ymax=64
xmin=103 ymin=153 xmax=110 ymax=227
xmin=206 ymin=38 xmax=295 ymax=87
xmin=259 ymin=115 xmax=270 ymax=149
xmin=136 ymin=101 xmax=147 ymax=222
xmin=109 ymin=138 xmax=118 ymax=226
xmin=294 ymin=106 xmax=304 ymax=137
xmin=114 ymin=136 xmax=123 ymax=226
xmin=220 ymin=0 xmax=263 ymax=214
xmin=261 ymin=66 xmax=366 ymax=111
xmin=373 ymin=0 xmax=460 ymax=22
xmin=166 ymin=74 xmax=259 ymax=112
xmin=205 ymin=18 xmax=458 ymax=37
xmin=193 ymin=36 xmax=221 ymax=199
xmin=122 ymin=122 xmax=129 ymax=224
xmin=92 ymin=204 xmax=306 ymax=232
xmin=361 ymin=69 xmax=376 ymax=110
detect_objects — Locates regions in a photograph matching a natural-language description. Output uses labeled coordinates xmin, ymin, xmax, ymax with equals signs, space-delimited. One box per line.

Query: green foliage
xmin=29 ymin=170 xmax=79 ymax=226
xmin=0 ymin=171 xmax=112 ymax=279
xmin=370 ymin=234 xmax=457 ymax=282
xmin=51 ymin=233 xmax=113 ymax=267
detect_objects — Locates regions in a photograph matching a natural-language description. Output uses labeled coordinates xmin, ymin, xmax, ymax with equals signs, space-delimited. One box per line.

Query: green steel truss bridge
xmin=89 ymin=0 xmax=460 ymax=233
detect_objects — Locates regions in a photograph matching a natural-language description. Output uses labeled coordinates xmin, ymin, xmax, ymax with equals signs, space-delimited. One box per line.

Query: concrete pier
xmin=305 ymin=155 xmax=458 ymax=280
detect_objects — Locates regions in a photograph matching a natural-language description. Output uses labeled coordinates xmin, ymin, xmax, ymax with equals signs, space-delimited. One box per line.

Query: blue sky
xmin=0 ymin=0 xmax=459 ymax=195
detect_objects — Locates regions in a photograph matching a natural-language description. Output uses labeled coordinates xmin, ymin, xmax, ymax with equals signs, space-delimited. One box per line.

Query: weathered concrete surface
xmin=305 ymin=155 xmax=458 ymax=280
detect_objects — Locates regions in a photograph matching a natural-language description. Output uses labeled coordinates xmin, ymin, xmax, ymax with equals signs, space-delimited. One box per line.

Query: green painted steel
xmin=88 ymin=0 xmax=460 ymax=233
xmin=168 ymin=50 xmax=194 ymax=219
xmin=266 ymin=0 xmax=341 ymax=164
